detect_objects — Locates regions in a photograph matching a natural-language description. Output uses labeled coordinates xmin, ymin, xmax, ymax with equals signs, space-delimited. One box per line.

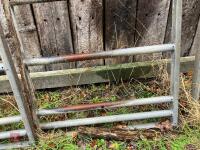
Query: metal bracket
xmin=0 ymin=63 xmax=5 ymax=74
xmin=0 ymin=0 xmax=182 ymax=149
xmin=192 ymin=45 xmax=200 ymax=100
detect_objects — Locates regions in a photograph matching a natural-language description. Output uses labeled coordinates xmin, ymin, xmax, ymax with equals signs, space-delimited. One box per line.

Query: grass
xmin=23 ymin=126 xmax=200 ymax=150
xmin=0 ymin=72 xmax=200 ymax=149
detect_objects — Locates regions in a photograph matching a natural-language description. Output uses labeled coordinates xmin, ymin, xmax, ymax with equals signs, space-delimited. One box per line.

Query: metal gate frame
xmin=0 ymin=23 xmax=36 ymax=149
xmin=192 ymin=43 xmax=200 ymax=100
xmin=0 ymin=0 xmax=182 ymax=149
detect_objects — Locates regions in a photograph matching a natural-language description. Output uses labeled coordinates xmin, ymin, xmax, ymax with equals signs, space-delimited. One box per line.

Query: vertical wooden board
xmin=165 ymin=0 xmax=200 ymax=56
xmin=105 ymin=0 xmax=137 ymax=65
xmin=181 ymin=0 xmax=200 ymax=56
xmin=0 ymin=1 xmax=14 ymax=62
xmin=191 ymin=17 xmax=200 ymax=100
xmin=69 ymin=0 xmax=103 ymax=68
xmin=53 ymin=1 xmax=74 ymax=69
xmin=135 ymin=0 xmax=170 ymax=61
xmin=163 ymin=1 xmax=172 ymax=59
xmin=0 ymin=2 xmax=9 ymax=35
xmin=32 ymin=1 xmax=74 ymax=71
xmin=0 ymin=2 xmax=6 ymax=63
xmin=0 ymin=1 xmax=24 ymax=71
xmin=190 ymin=18 xmax=200 ymax=56
xmin=13 ymin=5 xmax=44 ymax=72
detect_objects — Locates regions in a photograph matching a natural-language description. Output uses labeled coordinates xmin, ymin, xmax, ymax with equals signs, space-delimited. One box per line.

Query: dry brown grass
xmin=179 ymin=74 xmax=200 ymax=128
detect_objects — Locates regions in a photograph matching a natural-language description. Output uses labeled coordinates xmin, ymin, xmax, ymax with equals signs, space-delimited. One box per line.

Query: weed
xmin=1 ymin=73 xmax=200 ymax=149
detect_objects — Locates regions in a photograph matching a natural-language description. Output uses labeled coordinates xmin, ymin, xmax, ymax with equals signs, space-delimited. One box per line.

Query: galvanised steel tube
xmin=0 ymin=116 xmax=22 ymax=125
xmin=171 ymin=0 xmax=182 ymax=126
xmin=0 ymin=14 xmax=36 ymax=143
xmin=10 ymin=0 xmax=66 ymax=6
xmin=24 ymin=44 xmax=175 ymax=66
xmin=192 ymin=48 xmax=200 ymax=100
xmin=40 ymin=110 xmax=173 ymax=129
xmin=0 ymin=129 xmax=27 ymax=140
xmin=0 ymin=142 xmax=31 ymax=150
xmin=0 ymin=96 xmax=172 ymax=125
xmin=38 ymin=96 xmax=173 ymax=116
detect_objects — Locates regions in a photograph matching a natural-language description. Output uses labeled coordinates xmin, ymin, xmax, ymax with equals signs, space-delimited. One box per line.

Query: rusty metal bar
xmin=0 ymin=129 xmax=27 ymax=140
xmin=9 ymin=0 xmax=66 ymax=6
xmin=38 ymin=96 xmax=173 ymax=116
xmin=40 ymin=110 xmax=173 ymax=129
xmin=0 ymin=18 xmax=36 ymax=143
xmin=24 ymin=44 xmax=175 ymax=66
xmin=0 ymin=1 xmax=182 ymax=149
xmin=2 ymin=96 xmax=172 ymax=124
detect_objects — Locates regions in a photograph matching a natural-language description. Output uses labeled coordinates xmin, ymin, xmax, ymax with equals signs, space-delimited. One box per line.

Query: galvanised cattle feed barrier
xmin=0 ymin=0 xmax=182 ymax=149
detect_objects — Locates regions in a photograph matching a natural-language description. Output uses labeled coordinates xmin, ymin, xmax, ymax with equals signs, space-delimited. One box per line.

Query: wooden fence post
xmin=2 ymin=0 xmax=39 ymax=128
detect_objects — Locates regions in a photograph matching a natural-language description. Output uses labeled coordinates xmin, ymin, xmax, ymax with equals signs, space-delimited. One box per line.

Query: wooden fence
xmin=0 ymin=0 xmax=200 ymax=72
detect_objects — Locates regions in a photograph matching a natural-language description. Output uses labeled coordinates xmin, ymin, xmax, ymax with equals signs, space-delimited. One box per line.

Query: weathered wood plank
xmin=10 ymin=0 xmax=65 ymax=5
xmin=78 ymin=127 xmax=159 ymax=141
xmin=0 ymin=21 xmax=37 ymax=141
xmin=165 ymin=0 xmax=200 ymax=56
xmin=0 ymin=1 xmax=18 ymax=65
xmin=13 ymin=5 xmax=44 ymax=72
xmin=0 ymin=56 xmax=195 ymax=93
xmin=69 ymin=0 xmax=104 ymax=67
xmin=32 ymin=1 xmax=74 ymax=71
xmin=0 ymin=1 xmax=9 ymax=35
xmin=191 ymin=17 xmax=200 ymax=100
xmin=135 ymin=0 xmax=170 ymax=61
xmin=181 ymin=0 xmax=200 ymax=56
xmin=1 ymin=0 xmax=39 ymax=129
xmin=190 ymin=12 xmax=200 ymax=56
xmin=162 ymin=1 xmax=172 ymax=59
xmin=105 ymin=0 xmax=136 ymax=64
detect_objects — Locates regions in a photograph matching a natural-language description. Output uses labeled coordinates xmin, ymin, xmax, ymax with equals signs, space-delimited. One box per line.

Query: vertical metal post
xmin=0 ymin=23 xmax=36 ymax=143
xmin=10 ymin=5 xmax=39 ymax=124
xmin=192 ymin=49 xmax=200 ymax=100
xmin=171 ymin=0 xmax=182 ymax=126
xmin=0 ymin=3 xmax=182 ymax=149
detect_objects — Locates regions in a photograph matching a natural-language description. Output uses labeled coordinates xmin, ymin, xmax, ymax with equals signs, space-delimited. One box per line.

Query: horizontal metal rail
xmin=0 ymin=141 xmax=31 ymax=150
xmin=0 ymin=96 xmax=172 ymax=125
xmin=0 ymin=129 xmax=27 ymax=140
xmin=38 ymin=96 xmax=173 ymax=116
xmin=9 ymin=0 xmax=66 ymax=6
xmin=0 ymin=116 xmax=22 ymax=125
xmin=24 ymin=44 xmax=175 ymax=66
xmin=40 ymin=110 xmax=173 ymax=129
